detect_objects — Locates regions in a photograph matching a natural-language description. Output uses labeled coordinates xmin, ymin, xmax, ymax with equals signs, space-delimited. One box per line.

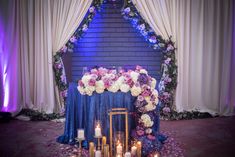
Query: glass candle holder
xmin=114 ymin=131 xmax=124 ymax=155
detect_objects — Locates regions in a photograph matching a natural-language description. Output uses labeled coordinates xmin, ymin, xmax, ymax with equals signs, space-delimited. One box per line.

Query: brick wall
xmin=65 ymin=1 xmax=162 ymax=82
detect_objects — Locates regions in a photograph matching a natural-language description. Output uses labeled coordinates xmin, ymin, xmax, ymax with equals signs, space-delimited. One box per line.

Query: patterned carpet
xmin=0 ymin=120 xmax=184 ymax=157
xmin=1 ymin=116 xmax=235 ymax=157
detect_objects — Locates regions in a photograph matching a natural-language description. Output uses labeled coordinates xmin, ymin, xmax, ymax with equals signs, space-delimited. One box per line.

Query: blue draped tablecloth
xmin=57 ymin=82 xmax=161 ymax=147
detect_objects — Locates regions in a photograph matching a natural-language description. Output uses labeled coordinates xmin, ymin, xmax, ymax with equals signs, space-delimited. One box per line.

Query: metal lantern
xmin=108 ymin=108 xmax=129 ymax=157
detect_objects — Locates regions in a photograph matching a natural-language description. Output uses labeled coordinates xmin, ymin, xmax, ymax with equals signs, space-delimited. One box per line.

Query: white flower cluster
xmin=140 ymin=114 xmax=154 ymax=128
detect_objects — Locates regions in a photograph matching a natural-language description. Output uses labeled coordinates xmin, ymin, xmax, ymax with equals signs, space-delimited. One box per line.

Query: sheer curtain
xmin=0 ymin=0 xmax=92 ymax=114
xmin=50 ymin=0 xmax=92 ymax=111
xmin=132 ymin=0 xmax=235 ymax=116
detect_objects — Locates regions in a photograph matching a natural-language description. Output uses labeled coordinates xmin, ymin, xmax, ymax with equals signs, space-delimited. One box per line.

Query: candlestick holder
xmin=94 ymin=135 xmax=102 ymax=151
xmin=75 ymin=137 xmax=85 ymax=157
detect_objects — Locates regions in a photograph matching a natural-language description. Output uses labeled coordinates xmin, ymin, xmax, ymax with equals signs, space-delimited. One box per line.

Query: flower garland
xmin=78 ymin=66 xmax=162 ymax=155
xmin=53 ymin=0 xmax=103 ymax=99
xmin=121 ymin=0 xmax=177 ymax=120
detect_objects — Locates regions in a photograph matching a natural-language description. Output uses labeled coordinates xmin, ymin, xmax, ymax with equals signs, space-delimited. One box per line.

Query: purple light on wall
xmin=3 ymin=69 xmax=9 ymax=108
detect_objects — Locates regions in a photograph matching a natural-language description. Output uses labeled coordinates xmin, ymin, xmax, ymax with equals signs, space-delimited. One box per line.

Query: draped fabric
xmin=0 ymin=0 xmax=20 ymax=114
xmin=132 ymin=0 xmax=235 ymax=116
xmin=57 ymin=83 xmax=162 ymax=145
xmin=0 ymin=0 xmax=92 ymax=114
xmin=51 ymin=0 xmax=92 ymax=53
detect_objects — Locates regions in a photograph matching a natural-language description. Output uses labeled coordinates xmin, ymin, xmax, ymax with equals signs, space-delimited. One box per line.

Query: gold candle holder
xmin=75 ymin=137 xmax=85 ymax=157
xmin=108 ymin=108 xmax=129 ymax=157
xmin=103 ymin=144 xmax=110 ymax=157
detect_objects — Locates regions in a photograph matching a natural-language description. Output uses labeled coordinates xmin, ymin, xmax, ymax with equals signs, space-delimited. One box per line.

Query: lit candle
xmin=95 ymin=124 xmax=102 ymax=137
xmin=131 ymin=145 xmax=137 ymax=155
xmin=116 ymin=143 xmax=123 ymax=155
xmin=89 ymin=142 xmax=95 ymax=157
xmin=154 ymin=152 xmax=161 ymax=157
xmin=77 ymin=129 xmax=85 ymax=139
xmin=136 ymin=141 xmax=142 ymax=157
xmin=95 ymin=150 xmax=101 ymax=157
xmin=124 ymin=152 xmax=131 ymax=157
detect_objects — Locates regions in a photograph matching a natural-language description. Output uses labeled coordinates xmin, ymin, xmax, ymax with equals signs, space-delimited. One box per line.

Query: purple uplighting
xmin=0 ymin=6 xmax=18 ymax=113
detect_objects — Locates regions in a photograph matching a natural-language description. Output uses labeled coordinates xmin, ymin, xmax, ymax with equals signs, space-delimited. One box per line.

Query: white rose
xmin=96 ymin=87 xmax=104 ymax=94
xmin=145 ymin=103 xmax=156 ymax=112
xmin=120 ymin=84 xmax=130 ymax=93
xmin=108 ymin=83 xmax=119 ymax=93
xmin=85 ymin=87 xmax=93 ymax=96
xmin=130 ymin=85 xmax=141 ymax=96
xmin=145 ymin=128 xmax=152 ymax=134
xmin=130 ymin=71 xmax=139 ymax=83
xmin=151 ymin=78 xmax=157 ymax=89
xmin=139 ymin=69 xmax=148 ymax=75
xmin=117 ymin=76 xmax=125 ymax=85
xmin=87 ymin=86 xmax=95 ymax=92
xmin=82 ymin=75 xmax=91 ymax=86
xmin=145 ymin=96 xmax=151 ymax=103
xmin=140 ymin=114 xmax=154 ymax=127
xmin=96 ymin=80 xmax=104 ymax=89
xmin=77 ymin=86 xmax=85 ymax=95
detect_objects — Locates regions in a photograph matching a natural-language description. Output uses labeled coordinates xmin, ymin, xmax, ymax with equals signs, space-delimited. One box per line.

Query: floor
xmin=0 ymin=116 xmax=234 ymax=157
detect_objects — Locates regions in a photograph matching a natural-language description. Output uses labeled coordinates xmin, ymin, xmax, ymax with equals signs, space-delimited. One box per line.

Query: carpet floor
xmin=0 ymin=116 xmax=234 ymax=157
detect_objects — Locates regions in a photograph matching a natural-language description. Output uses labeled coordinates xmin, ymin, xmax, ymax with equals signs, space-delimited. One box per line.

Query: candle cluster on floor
xmin=79 ymin=120 xmax=148 ymax=157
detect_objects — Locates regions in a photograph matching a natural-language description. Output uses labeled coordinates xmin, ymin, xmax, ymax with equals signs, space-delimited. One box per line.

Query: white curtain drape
xmin=132 ymin=0 xmax=235 ymax=116
xmin=0 ymin=0 xmax=92 ymax=114
xmin=51 ymin=0 xmax=92 ymax=53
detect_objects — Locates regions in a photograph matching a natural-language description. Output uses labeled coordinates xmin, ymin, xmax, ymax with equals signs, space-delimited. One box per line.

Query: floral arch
xmin=53 ymin=0 xmax=177 ymax=119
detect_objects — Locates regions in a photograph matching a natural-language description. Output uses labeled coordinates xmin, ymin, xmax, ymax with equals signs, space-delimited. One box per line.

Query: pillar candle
xmin=124 ymin=152 xmax=131 ymax=157
xmin=95 ymin=150 xmax=101 ymax=157
xmin=116 ymin=143 xmax=123 ymax=155
xmin=103 ymin=144 xmax=109 ymax=157
xmin=136 ymin=141 xmax=142 ymax=157
xmin=154 ymin=152 xmax=160 ymax=157
xmin=102 ymin=136 xmax=107 ymax=151
xmin=95 ymin=125 xmax=102 ymax=137
xmin=131 ymin=145 xmax=137 ymax=156
xmin=77 ymin=129 xmax=85 ymax=139
xmin=89 ymin=142 xmax=95 ymax=157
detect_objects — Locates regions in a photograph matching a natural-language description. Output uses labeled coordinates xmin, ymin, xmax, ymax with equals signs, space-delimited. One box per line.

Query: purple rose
xmin=163 ymin=106 xmax=171 ymax=114
xmin=69 ymin=36 xmax=77 ymax=43
xmin=137 ymin=95 xmax=144 ymax=102
xmin=54 ymin=63 xmax=62 ymax=69
xmin=124 ymin=7 xmax=131 ymax=14
xmin=60 ymin=45 xmax=67 ymax=53
xmin=164 ymin=58 xmax=171 ymax=64
xmin=149 ymin=36 xmax=157 ymax=43
xmin=138 ymin=73 xmax=149 ymax=85
xmin=82 ymin=24 xmax=88 ymax=32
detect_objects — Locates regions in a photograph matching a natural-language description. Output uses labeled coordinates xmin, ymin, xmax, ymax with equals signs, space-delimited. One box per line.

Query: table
xmin=57 ymin=83 xmax=162 ymax=147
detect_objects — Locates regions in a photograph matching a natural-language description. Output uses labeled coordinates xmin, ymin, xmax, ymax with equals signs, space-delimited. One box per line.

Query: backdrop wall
xmin=0 ymin=0 xmax=234 ymax=116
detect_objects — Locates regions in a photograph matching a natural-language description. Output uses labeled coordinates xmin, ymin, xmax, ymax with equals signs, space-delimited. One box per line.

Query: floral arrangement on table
xmin=77 ymin=65 xmax=162 ymax=156
xmin=53 ymin=0 xmax=103 ymax=99
xmin=121 ymin=0 xmax=177 ymax=120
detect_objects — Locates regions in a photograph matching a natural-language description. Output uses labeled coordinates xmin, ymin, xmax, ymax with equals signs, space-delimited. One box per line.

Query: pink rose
xmin=88 ymin=79 xmax=96 ymax=86
xmin=78 ymin=80 xmax=84 ymax=87
xmin=147 ymin=134 xmax=156 ymax=140
xmin=137 ymin=130 xmax=145 ymax=136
